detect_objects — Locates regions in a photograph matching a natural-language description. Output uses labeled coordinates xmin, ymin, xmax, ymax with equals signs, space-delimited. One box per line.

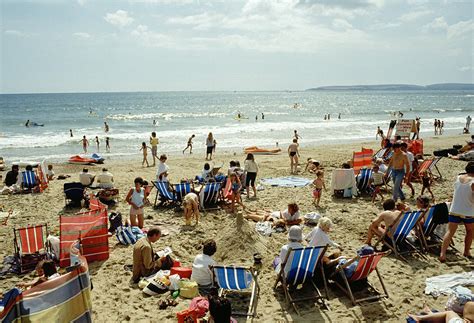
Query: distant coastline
xmin=306 ymin=83 xmax=474 ymax=91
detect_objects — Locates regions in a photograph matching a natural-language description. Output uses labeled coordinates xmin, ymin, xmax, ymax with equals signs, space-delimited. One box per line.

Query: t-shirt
xmin=191 ymin=254 xmax=216 ymax=286
xmin=79 ymin=172 xmax=94 ymax=186
xmin=449 ymin=176 xmax=474 ymax=218
xmin=244 ymin=160 xmax=259 ymax=173
xmin=4 ymin=171 xmax=18 ymax=187
xmin=277 ymin=241 xmax=303 ymax=274
xmin=406 ymin=151 xmax=414 ymax=173
xmin=281 ymin=209 xmax=300 ymax=222
xmin=150 ymin=137 xmax=159 ymax=147
xmin=47 ymin=169 xmax=55 ymax=177
xmin=206 ymin=138 xmax=214 ymax=147
xmin=305 ymin=227 xmax=337 ymax=247
xmin=97 ymin=172 xmax=114 ymax=188
xmin=156 ymin=162 xmax=169 ymax=182
xmin=372 ymin=172 xmax=384 ymax=185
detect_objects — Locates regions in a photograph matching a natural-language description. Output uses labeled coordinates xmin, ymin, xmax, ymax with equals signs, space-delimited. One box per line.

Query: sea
xmin=0 ymin=91 xmax=473 ymax=162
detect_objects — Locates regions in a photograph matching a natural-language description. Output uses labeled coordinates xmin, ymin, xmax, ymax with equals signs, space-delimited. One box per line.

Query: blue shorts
xmin=448 ymin=215 xmax=474 ymax=224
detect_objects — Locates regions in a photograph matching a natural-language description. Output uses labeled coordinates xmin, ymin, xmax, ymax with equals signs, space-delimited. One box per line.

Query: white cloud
xmin=332 ymin=18 xmax=353 ymax=30
xmin=104 ymin=10 xmax=134 ymax=27
xmin=73 ymin=32 xmax=91 ymax=39
xmin=4 ymin=30 xmax=24 ymax=36
xmin=447 ymin=19 xmax=474 ymax=39
xmin=399 ymin=9 xmax=432 ymax=22
xmin=458 ymin=66 xmax=472 ymax=72
xmin=423 ymin=16 xmax=448 ymax=31
xmin=77 ymin=0 xmax=86 ymax=6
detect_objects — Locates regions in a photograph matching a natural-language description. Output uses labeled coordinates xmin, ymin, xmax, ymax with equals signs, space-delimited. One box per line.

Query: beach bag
xmin=143 ymin=279 xmax=169 ymax=296
xmin=179 ymin=279 xmax=199 ymax=299
xmin=116 ymin=226 xmax=137 ymax=245
xmin=108 ymin=212 xmax=122 ymax=233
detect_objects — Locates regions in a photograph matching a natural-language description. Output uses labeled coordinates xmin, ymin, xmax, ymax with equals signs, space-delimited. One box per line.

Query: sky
xmin=1 ymin=0 xmax=473 ymax=93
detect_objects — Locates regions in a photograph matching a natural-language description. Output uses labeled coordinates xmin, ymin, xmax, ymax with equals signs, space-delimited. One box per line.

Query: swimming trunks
xmin=289 ymin=152 xmax=296 ymax=157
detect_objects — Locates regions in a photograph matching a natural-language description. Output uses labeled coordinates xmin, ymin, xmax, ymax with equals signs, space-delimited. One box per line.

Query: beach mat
xmin=260 ymin=176 xmax=312 ymax=187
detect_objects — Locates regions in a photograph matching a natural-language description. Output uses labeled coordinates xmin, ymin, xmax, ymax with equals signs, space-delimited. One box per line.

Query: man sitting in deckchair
xmin=365 ymin=199 xmax=401 ymax=246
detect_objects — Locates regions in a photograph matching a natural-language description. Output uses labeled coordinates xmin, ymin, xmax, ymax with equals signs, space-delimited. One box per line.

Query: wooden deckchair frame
xmin=374 ymin=210 xmax=427 ymax=262
xmin=273 ymin=246 xmax=329 ymax=315
xmin=13 ymin=224 xmax=50 ymax=273
xmin=211 ymin=265 xmax=260 ymax=318
xmin=330 ymin=251 xmax=390 ymax=305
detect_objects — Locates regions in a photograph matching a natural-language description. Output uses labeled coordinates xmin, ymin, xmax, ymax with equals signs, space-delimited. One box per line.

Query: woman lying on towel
xmin=244 ymin=202 xmax=301 ymax=226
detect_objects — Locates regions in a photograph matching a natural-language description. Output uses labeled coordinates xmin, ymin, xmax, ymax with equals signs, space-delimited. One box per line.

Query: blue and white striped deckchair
xmin=420 ymin=203 xmax=455 ymax=253
xmin=273 ymin=246 xmax=329 ymax=314
xmin=199 ymin=182 xmax=221 ymax=210
xmin=356 ymin=168 xmax=373 ymax=194
xmin=375 ymin=210 xmax=426 ymax=262
xmin=21 ymin=170 xmax=37 ymax=192
xmin=212 ymin=265 xmax=259 ymax=317
xmin=174 ymin=182 xmax=192 ymax=202
xmin=152 ymin=181 xmax=176 ymax=207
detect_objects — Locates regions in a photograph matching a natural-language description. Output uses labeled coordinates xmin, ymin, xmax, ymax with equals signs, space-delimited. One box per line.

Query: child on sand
xmin=46 ymin=165 xmax=55 ymax=181
xmin=371 ymin=165 xmax=385 ymax=203
xmin=312 ymin=170 xmax=326 ymax=207
xmin=183 ymin=192 xmax=200 ymax=225
xmin=140 ymin=142 xmax=150 ymax=167
xmin=105 ymin=137 xmax=110 ymax=152
xmin=420 ymin=170 xmax=435 ymax=201
xmin=183 ymin=134 xmax=195 ymax=154
xmin=229 ymin=173 xmax=245 ymax=213
xmin=125 ymin=177 xmax=145 ymax=229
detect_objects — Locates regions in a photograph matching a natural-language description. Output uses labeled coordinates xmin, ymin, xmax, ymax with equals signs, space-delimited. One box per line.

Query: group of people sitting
xmin=79 ymin=167 xmax=114 ymax=188
xmin=1 ymin=164 xmax=41 ymax=194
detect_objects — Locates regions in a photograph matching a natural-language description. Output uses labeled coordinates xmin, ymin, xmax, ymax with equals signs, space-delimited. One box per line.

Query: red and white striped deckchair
xmin=331 ymin=251 xmax=389 ymax=305
xmin=413 ymin=157 xmax=442 ymax=181
xmin=352 ymin=148 xmax=374 ymax=175
xmin=13 ymin=224 xmax=49 ymax=273
xmin=59 ymin=199 xmax=109 ymax=267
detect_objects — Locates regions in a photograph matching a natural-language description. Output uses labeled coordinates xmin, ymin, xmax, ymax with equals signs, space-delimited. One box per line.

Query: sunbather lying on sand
xmin=244 ymin=202 xmax=301 ymax=226
xmin=408 ymin=301 xmax=473 ymax=323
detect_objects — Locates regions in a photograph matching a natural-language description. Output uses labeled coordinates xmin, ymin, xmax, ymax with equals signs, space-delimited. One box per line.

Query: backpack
xmin=108 ymin=212 xmax=122 ymax=233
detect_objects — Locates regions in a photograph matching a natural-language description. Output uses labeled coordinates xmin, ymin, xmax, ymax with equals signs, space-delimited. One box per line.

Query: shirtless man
xmin=365 ymin=199 xmax=401 ymax=245
xmin=400 ymin=142 xmax=415 ymax=197
xmin=388 ymin=141 xmax=410 ymax=201
xmin=288 ymin=139 xmax=300 ymax=174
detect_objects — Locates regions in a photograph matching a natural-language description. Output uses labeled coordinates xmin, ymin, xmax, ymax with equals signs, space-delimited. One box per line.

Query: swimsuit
xmin=312 ymin=188 xmax=322 ymax=198
xmin=289 ymin=151 xmax=296 ymax=157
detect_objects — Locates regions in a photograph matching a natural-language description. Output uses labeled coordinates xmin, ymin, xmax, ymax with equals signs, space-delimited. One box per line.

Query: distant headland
xmin=306 ymin=83 xmax=474 ymax=91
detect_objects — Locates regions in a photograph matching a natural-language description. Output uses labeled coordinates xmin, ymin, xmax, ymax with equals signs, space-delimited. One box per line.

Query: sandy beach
xmin=0 ymin=133 xmax=472 ymax=322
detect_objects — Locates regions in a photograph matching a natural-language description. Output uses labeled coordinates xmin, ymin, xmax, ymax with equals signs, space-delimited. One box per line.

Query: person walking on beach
xmin=80 ymin=136 xmax=89 ymax=153
xmin=293 ymin=130 xmax=301 ymax=141
xmin=70 ymin=129 xmax=73 ymax=137
xmin=105 ymin=137 xmax=110 ymax=152
xmin=439 ymin=162 xmax=474 ymax=263
xmin=376 ymin=126 xmax=384 ymax=140
xmin=440 ymin=120 xmax=444 ymax=135
xmin=206 ymin=133 xmax=215 ymax=161
xmin=150 ymin=132 xmax=159 ymax=166
xmin=104 ymin=122 xmax=109 ymax=133
xmin=434 ymin=119 xmax=438 ymax=135
xmin=401 ymin=142 xmax=415 ymax=198
xmin=288 ymin=139 xmax=300 ymax=174
xmin=467 ymin=115 xmax=472 ymax=131
xmin=261 ymin=113 xmax=264 ymax=120
xmin=388 ymin=141 xmax=410 ymax=201
xmin=244 ymin=153 xmax=259 ymax=199
xmin=183 ymin=134 xmax=195 ymax=154
xmin=412 ymin=118 xmax=421 ymax=140
xmin=140 ymin=142 xmax=150 ymax=167
xmin=95 ymin=136 xmax=100 ymax=151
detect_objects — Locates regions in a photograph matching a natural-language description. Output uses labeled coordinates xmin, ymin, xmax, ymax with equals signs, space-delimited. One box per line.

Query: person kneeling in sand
xmin=244 ymin=202 xmax=301 ymax=226
xmin=183 ymin=192 xmax=200 ymax=225
xmin=365 ymin=199 xmax=401 ymax=245
xmin=191 ymin=239 xmax=217 ymax=294
xmin=131 ymin=227 xmax=172 ymax=284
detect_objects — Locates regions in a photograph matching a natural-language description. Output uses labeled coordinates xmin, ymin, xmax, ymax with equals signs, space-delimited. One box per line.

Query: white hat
xmin=288 ymin=225 xmax=302 ymax=242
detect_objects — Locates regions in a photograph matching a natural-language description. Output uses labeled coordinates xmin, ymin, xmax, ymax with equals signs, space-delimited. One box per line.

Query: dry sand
xmin=0 ymin=134 xmax=472 ymax=322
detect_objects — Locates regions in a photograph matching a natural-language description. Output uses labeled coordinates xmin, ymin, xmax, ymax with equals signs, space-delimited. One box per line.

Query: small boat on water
xmin=243 ymin=146 xmax=282 ymax=155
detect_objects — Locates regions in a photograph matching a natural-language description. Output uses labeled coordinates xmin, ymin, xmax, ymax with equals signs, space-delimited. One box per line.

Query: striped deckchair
xmin=199 ymin=182 xmax=221 ymax=210
xmin=21 ymin=170 xmax=37 ymax=192
xmin=13 ymin=224 xmax=49 ymax=273
xmin=273 ymin=246 xmax=329 ymax=314
xmin=152 ymin=181 xmax=176 ymax=207
xmin=353 ymin=148 xmax=374 ymax=175
xmin=59 ymin=201 xmax=109 ymax=267
xmin=413 ymin=157 xmax=442 ymax=181
xmin=356 ymin=168 xmax=373 ymax=194
xmin=331 ymin=251 xmax=389 ymax=305
xmin=0 ymin=256 xmax=92 ymax=323
xmin=212 ymin=265 xmax=259 ymax=317
xmin=174 ymin=182 xmax=192 ymax=202
xmin=374 ymin=210 xmax=426 ymax=262
xmin=373 ymin=148 xmax=388 ymax=160
xmin=419 ymin=203 xmax=456 ymax=253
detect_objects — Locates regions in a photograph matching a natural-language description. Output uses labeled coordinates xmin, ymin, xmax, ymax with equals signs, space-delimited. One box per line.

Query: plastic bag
xmin=179 ymin=279 xmax=199 ymax=299
xmin=168 ymin=274 xmax=181 ymax=291
xmin=256 ymin=221 xmax=272 ymax=236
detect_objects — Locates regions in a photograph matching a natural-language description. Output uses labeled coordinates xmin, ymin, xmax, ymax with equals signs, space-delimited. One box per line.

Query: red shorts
xmin=312 ymin=188 xmax=322 ymax=198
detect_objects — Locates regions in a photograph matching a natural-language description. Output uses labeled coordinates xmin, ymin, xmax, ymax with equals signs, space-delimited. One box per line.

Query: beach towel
xmin=425 ymin=271 xmax=474 ymax=297
xmin=260 ymin=176 xmax=312 ymax=188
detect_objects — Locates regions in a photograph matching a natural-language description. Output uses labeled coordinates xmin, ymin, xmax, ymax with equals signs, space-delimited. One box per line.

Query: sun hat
xmin=288 ymin=225 xmax=302 ymax=242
